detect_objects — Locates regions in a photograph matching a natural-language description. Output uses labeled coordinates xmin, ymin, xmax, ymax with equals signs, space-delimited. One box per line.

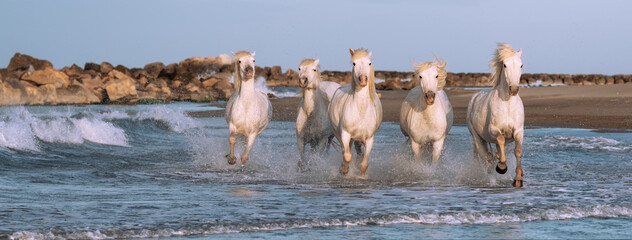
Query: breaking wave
xmin=9 ymin=205 xmax=631 ymax=239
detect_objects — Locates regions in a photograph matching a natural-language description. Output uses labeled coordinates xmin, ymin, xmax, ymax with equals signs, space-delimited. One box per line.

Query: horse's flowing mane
xmin=349 ymin=48 xmax=377 ymax=102
xmin=489 ymin=43 xmax=517 ymax=87
xmin=414 ymin=58 xmax=447 ymax=90
xmin=232 ymin=51 xmax=252 ymax=93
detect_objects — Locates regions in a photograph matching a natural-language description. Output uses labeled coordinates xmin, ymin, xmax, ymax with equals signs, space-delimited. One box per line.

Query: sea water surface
xmin=1 ymin=102 xmax=631 ymax=239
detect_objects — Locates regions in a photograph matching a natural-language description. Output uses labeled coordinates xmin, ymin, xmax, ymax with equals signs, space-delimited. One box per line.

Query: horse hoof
xmin=339 ymin=166 xmax=349 ymax=175
xmin=512 ymin=179 xmax=523 ymax=187
xmin=298 ymin=161 xmax=307 ymax=172
xmin=496 ymin=164 xmax=507 ymax=174
xmin=226 ymin=155 xmax=237 ymax=165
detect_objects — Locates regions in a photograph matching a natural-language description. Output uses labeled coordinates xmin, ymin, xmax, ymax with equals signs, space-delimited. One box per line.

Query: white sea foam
xmin=10 ymin=205 xmax=632 ymax=239
xmin=255 ymin=77 xmax=299 ymax=98
xmin=534 ymin=135 xmax=631 ymax=151
xmin=136 ymin=106 xmax=201 ymax=132
xmin=0 ymin=108 xmax=39 ymax=151
xmin=520 ymin=80 xmax=566 ymax=88
xmin=0 ymin=106 xmax=132 ymax=150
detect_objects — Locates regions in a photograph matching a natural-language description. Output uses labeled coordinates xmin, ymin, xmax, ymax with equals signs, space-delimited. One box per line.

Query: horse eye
xmin=503 ymin=64 xmax=506 ymax=68
xmin=298 ymin=67 xmax=301 ymax=71
xmin=436 ymin=75 xmax=439 ymax=78
xmin=313 ymin=69 xmax=317 ymax=72
xmin=253 ymin=59 xmax=255 ymax=62
xmin=353 ymin=63 xmax=356 ymax=66
xmin=521 ymin=64 xmax=523 ymax=68
xmin=419 ymin=76 xmax=422 ymax=79
xmin=369 ymin=62 xmax=372 ymax=66
xmin=238 ymin=60 xmax=241 ymax=64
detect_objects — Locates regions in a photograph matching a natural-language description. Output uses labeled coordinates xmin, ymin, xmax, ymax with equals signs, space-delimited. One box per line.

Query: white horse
xmin=295 ymin=58 xmax=340 ymax=170
xmin=400 ymin=59 xmax=453 ymax=162
xmin=329 ymin=48 xmax=382 ymax=176
xmin=466 ymin=43 xmax=525 ymax=187
xmin=225 ymin=51 xmax=272 ymax=166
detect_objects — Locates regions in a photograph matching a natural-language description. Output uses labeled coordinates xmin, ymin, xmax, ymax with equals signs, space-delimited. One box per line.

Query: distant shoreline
xmin=190 ymin=84 xmax=632 ymax=130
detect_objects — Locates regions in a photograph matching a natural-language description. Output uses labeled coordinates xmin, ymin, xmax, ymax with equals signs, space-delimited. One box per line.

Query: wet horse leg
xmin=495 ymin=134 xmax=507 ymax=174
xmin=240 ymin=134 xmax=257 ymax=166
xmin=513 ymin=131 xmax=524 ymax=187
xmin=360 ymin=137 xmax=374 ymax=177
xmin=340 ymin=131 xmax=352 ymax=175
xmin=226 ymin=132 xmax=237 ymax=165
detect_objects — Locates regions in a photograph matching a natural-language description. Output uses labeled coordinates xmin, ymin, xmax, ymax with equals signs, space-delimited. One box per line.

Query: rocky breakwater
xmin=261 ymin=66 xmax=632 ymax=90
xmin=0 ymin=53 xmax=237 ymax=105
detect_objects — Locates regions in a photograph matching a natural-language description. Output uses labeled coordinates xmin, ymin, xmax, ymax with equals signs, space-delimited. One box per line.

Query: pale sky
xmin=1 ymin=0 xmax=631 ymax=74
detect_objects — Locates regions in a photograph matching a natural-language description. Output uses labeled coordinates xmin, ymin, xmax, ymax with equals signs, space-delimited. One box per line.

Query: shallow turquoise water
xmin=1 ymin=103 xmax=630 ymax=239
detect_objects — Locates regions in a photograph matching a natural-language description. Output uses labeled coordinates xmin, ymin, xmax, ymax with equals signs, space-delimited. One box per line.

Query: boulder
xmin=20 ymin=67 xmax=70 ymax=88
xmin=144 ymin=62 xmax=165 ymax=79
xmin=78 ymin=74 xmax=103 ymax=90
xmin=57 ymin=85 xmax=101 ymax=104
xmin=7 ymin=53 xmax=53 ymax=71
xmin=129 ymin=68 xmax=146 ymax=79
xmin=215 ymin=54 xmax=232 ymax=67
xmin=158 ymin=63 xmax=177 ymax=80
xmin=115 ymin=65 xmax=132 ymax=77
xmin=213 ymin=79 xmax=233 ymax=98
xmin=0 ymin=81 xmax=23 ymax=105
xmin=100 ymin=62 xmax=114 ymax=74
xmin=62 ymin=64 xmax=83 ymax=77
xmin=84 ymin=62 xmax=101 ymax=72
xmin=269 ymin=66 xmax=283 ymax=80
xmin=103 ymin=70 xmax=138 ymax=101
xmin=202 ymin=77 xmax=220 ymax=89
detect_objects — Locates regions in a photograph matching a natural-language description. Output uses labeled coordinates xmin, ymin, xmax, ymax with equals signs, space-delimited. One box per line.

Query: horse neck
xmin=237 ymin=73 xmax=256 ymax=98
xmin=352 ymin=83 xmax=372 ymax=111
xmin=301 ymin=84 xmax=320 ymax=115
xmin=493 ymin=70 xmax=511 ymax=101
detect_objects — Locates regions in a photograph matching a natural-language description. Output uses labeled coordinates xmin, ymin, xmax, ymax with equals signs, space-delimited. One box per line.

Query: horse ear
xmin=314 ymin=58 xmax=320 ymax=66
xmin=368 ymin=51 xmax=372 ymax=58
xmin=517 ymin=49 xmax=522 ymax=57
xmin=251 ymin=51 xmax=256 ymax=57
xmin=348 ymin=48 xmax=354 ymax=56
xmin=231 ymin=51 xmax=236 ymax=56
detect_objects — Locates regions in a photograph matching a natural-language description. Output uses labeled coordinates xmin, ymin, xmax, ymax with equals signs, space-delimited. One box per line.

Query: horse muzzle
xmin=358 ymin=75 xmax=368 ymax=87
xmin=244 ymin=66 xmax=254 ymax=79
xmin=509 ymin=86 xmax=519 ymax=96
xmin=299 ymin=77 xmax=308 ymax=88
xmin=424 ymin=91 xmax=435 ymax=105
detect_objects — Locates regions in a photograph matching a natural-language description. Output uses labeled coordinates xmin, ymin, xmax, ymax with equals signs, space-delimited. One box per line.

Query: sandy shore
xmin=189 ymin=84 xmax=632 ymax=130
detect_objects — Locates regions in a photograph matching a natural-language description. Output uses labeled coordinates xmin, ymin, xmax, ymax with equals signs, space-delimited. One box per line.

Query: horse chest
xmin=410 ymin=111 xmax=447 ymax=142
xmin=341 ymin=106 xmax=378 ymax=138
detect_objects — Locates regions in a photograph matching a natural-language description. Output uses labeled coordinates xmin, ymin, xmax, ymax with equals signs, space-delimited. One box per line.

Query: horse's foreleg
xmin=297 ymin=136 xmax=306 ymax=171
xmin=360 ymin=137 xmax=374 ymax=176
xmin=340 ymin=131 xmax=352 ymax=175
xmin=317 ymin=136 xmax=328 ymax=153
xmin=495 ymin=134 xmax=507 ymax=174
xmin=241 ymin=134 xmax=257 ymax=166
xmin=410 ymin=140 xmax=422 ymax=161
xmin=431 ymin=138 xmax=445 ymax=164
xmin=226 ymin=133 xmax=237 ymax=165
xmin=471 ymin=134 xmax=490 ymax=164
xmin=354 ymin=141 xmax=363 ymax=156
xmin=513 ymin=131 xmax=524 ymax=187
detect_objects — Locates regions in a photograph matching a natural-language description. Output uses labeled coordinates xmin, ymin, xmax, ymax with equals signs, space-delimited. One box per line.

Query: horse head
xmin=502 ymin=50 xmax=522 ymax=96
xmin=349 ymin=48 xmax=373 ymax=88
xmin=233 ymin=51 xmax=256 ymax=81
xmin=414 ymin=59 xmax=446 ymax=105
xmin=491 ymin=44 xmax=523 ymax=96
xmin=298 ymin=59 xmax=320 ymax=89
